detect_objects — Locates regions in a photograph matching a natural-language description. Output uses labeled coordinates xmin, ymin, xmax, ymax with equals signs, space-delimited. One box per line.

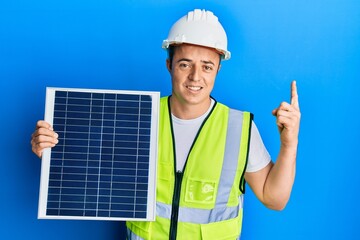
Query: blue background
xmin=1 ymin=0 xmax=359 ymax=239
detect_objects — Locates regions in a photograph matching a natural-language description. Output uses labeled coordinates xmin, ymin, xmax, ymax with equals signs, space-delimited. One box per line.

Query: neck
xmin=170 ymin=96 xmax=211 ymax=120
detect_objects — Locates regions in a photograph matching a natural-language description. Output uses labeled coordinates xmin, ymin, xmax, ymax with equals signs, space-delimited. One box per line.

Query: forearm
xmin=263 ymin=145 xmax=297 ymax=210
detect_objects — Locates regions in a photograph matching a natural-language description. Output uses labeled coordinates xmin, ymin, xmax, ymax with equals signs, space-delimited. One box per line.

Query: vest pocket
xmin=200 ymin=217 xmax=241 ymax=240
xmin=185 ymin=178 xmax=217 ymax=205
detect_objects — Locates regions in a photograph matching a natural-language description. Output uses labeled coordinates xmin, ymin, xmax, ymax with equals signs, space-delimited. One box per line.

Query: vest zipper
xmin=169 ymin=171 xmax=183 ymax=240
xmin=166 ymin=96 xmax=217 ymax=240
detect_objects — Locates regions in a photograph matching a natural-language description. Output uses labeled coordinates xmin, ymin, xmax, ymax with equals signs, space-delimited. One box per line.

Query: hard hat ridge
xmin=187 ymin=9 xmax=215 ymax=21
xmin=162 ymin=9 xmax=231 ymax=60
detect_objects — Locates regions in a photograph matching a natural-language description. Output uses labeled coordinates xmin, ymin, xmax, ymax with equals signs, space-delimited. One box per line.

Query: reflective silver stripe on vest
xmin=126 ymin=228 xmax=145 ymax=240
xmin=157 ymin=195 xmax=244 ymax=224
xmin=156 ymin=109 xmax=245 ymax=224
xmin=216 ymin=109 xmax=244 ymax=206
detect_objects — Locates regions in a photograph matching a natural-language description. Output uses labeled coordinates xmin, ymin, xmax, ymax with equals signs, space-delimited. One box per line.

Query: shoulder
xmin=160 ymin=96 xmax=169 ymax=102
xmin=215 ymin=102 xmax=253 ymax=121
xmin=212 ymin=98 xmax=252 ymax=115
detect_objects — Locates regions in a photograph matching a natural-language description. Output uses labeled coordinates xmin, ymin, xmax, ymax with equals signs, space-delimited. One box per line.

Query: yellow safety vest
xmin=127 ymin=96 xmax=252 ymax=240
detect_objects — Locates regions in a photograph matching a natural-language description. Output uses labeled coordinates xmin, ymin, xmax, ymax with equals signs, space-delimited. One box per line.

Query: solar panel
xmin=38 ymin=87 xmax=159 ymax=221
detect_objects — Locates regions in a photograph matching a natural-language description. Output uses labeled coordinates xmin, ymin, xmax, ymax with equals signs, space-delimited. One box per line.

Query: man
xmin=31 ymin=9 xmax=300 ymax=239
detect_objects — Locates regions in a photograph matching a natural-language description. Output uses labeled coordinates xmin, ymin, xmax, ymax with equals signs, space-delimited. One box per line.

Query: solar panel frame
xmin=38 ymin=87 xmax=159 ymax=221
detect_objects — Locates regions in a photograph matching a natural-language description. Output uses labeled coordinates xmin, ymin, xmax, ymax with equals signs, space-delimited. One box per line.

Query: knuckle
xmin=36 ymin=120 xmax=45 ymax=128
xmin=281 ymin=102 xmax=288 ymax=107
xmin=37 ymin=128 xmax=46 ymax=135
xmin=36 ymin=135 xmax=44 ymax=142
xmin=38 ymin=142 xmax=47 ymax=149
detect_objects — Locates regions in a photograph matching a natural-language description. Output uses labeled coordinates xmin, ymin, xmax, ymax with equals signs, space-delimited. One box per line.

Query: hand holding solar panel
xmin=33 ymin=88 xmax=159 ymax=221
xmin=31 ymin=120 xmax=59 ymax=158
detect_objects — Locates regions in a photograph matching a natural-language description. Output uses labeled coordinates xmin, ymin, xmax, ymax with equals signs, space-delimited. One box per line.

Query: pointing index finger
xmin=290 ymin=80 xmax=299 ymax=109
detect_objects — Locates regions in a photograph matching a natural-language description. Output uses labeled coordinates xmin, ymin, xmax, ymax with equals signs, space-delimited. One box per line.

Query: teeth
xmin=188 ymin=86 xmax=201 ymax=91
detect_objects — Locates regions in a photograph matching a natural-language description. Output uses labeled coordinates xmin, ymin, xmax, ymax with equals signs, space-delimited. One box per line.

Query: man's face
xmin=167 ymin=44 xmax=221 ymax=110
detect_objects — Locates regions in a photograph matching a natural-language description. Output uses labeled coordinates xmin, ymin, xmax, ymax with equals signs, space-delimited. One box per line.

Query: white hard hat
xmin=162 ymin=9 xmax=231 ymax=60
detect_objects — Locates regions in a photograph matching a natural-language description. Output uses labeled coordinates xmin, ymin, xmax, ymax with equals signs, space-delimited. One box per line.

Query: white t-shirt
xmin=172 ymin=99 xmax=271 ymax=172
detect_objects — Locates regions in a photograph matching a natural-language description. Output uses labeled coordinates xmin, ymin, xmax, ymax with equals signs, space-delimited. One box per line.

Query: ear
xmin=217 ymin=64 xmax=221 ymax=74
xmin=166 ymin=59 xmax=172 ymax=72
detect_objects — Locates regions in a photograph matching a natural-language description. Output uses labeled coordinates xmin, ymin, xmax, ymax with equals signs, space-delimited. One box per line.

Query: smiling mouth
xmin=187 ymin=86 xmax=202 ymax=91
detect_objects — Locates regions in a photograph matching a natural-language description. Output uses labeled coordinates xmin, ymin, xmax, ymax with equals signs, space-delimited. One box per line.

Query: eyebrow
xmin=176 ymin=58 xmax=192 ymax=63
xmin=176 ymin=58 xmax=215 ymax=66
xmin=201 ymin=60 xmax=215 ymax=66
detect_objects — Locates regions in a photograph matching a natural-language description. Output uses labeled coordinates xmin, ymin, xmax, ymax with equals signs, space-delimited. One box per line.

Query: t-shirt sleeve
xmin=245 ymin=121 xmax=272 ymax=172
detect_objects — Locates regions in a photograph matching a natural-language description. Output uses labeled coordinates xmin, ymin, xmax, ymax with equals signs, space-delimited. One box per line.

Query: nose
xmin=188 ymin=65 xmax=201 ymax=82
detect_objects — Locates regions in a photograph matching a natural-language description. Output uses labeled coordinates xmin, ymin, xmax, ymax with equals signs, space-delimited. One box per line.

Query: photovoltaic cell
xmin=38 ymin=88 xmax=159 ymax=221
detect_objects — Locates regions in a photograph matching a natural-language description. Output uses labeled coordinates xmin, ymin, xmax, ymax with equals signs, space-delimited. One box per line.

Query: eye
xmin=179 ymin=62 xmax=191 ymax=69
xmin=203 ymin=65 xmax=214 ymax=72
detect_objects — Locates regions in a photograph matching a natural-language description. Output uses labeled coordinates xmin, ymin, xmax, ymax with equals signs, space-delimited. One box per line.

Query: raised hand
xmin=30 ymin=120 xmax=59 ymax=158
xmin=272 ymin=81 xmax=301 ymax=149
